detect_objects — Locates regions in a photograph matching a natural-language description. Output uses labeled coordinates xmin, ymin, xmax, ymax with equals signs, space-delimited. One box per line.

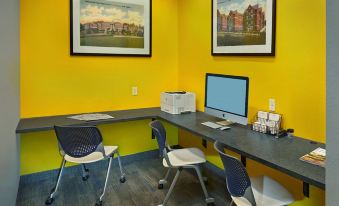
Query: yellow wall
xmin=177 ymin=0 xmax=326 ymax=205
xmin=21 ymin=0 xmax=179 ymax=118
xmin=20 ymin=0 xmax=179 ymax=174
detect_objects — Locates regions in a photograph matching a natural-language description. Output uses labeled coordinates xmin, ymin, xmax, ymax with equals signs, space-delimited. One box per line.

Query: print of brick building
xmin=227 ymin=10 xmax=243 ymax=32
xmin=217 ymin=4 xmax=266 ymax=33
xmin=243 ymin=4 xmax=266 ymax=32
xmin=82 ymin=21 xmax=144 ymax=36
xmin=217 ymin=10 xmax=228 ymax=32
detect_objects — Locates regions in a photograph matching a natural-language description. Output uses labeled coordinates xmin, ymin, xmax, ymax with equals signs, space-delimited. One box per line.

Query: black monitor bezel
xmin=204 ymin=73 xmax=249 ymax=118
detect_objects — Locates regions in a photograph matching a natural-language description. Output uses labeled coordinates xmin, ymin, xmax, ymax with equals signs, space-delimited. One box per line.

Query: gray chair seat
xmin=163 ymin=148 xmax=206 ymax=167
xmin=65 ymin=146 xmax=118 ymax=164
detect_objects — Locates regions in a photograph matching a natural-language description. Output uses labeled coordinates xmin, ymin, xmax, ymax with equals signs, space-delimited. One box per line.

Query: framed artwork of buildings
xmin=212 ymin=0 xmax=276 ymax=56
xmin=71 ymin=0 xmax=152 ymax=56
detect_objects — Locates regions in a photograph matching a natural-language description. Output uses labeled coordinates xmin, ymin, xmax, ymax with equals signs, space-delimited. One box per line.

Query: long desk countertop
xmin=16 ymin=107 xmax=325 ymax=190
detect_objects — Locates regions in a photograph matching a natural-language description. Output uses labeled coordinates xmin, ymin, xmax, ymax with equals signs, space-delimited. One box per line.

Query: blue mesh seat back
xmin=149 ymin=120 xmax=166 ymax=157
xmin=54 ymin=126 xmax=103 ymax=158
xmin=214 ymin=141 xmax=252 ymax=197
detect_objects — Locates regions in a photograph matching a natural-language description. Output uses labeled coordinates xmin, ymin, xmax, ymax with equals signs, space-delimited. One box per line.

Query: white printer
xmin=160 ymin=92 xmax=196 ymax=114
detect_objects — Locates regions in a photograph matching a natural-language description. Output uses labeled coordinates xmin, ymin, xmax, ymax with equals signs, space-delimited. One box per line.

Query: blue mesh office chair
xmin=214 ymin=141 xmax=295 ymax=206
xmin=149 ymin=120 xmax=215 ymax=206
xmin=45 ymin=126 xmax=126 ymax=206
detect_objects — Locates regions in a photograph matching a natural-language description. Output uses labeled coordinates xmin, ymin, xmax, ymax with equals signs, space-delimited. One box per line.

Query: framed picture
xmin=212 ymin=0 xmax=276 ymax=56
xmin=71 ymin=0 xmax=152 ymax=56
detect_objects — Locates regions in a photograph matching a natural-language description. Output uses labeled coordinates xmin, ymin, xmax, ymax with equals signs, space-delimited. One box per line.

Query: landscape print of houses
xmin=80 ymin=0 xmax=145 ymax=48
xmin=217 ymin=0 xmax=267 ymax=46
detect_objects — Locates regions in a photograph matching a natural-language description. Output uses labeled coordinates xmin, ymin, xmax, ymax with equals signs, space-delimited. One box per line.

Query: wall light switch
xmin=269 ymin=98 xmax=276 ymax=111
xmin=132 ymin=87 xmax=138 ymax=96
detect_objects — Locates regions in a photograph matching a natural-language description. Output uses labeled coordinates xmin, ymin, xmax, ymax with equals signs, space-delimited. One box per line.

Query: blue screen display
xmin=206 ymin=75 xmax=248 ymax=116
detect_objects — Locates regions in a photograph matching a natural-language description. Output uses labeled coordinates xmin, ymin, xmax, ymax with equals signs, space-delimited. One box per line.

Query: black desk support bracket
xmin=202 ymin=139 xmax=207 ymax=148
xmin=151 ymin=118 xmax=156 ymax=139
xmin=303 ymin=182 xmax=310 ymax=197
xmin=241 ymin=155 xmax=247 ymax=167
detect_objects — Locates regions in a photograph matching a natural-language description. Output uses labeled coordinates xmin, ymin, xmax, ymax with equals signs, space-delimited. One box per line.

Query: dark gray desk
xmin=16 ymin=107 xmax=325 ymax=195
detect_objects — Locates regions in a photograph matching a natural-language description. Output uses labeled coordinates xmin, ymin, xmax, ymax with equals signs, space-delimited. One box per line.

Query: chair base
xmin=158 ymin=183 xmax=164 ymax=189
xmin=158 ymin=178 xmax=168 ymax=189
xmin=95 ymin=200 xmax=103 ymax=206
xmin=82 ymin=165 xmax=90 ymax=181
xmin=82 ymin=175 xmax=89 ymax=181
xmin=206 ymin=197 xmax=215 ymax=204
xmin=159 ymin=179 xmax=168 ymax=185
xmin=158 ymin=166 xmax=215 ymax=206
xmin=46 ymin=149 xmax=126 ymax=206
xmin=45 ymin=197 xmax=54 ymax=205
xmin=120 ymin=176 xmax=126 ymax=183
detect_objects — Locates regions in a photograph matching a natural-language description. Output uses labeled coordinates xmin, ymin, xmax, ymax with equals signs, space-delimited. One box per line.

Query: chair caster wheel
xmin=45 ymin=197 xmax=54 ymax=205
xmin=158 ymin=184 xmax=164 ymax=189
xmin=95 ymin=200 xmax=103 ymax=206
xmin=82 ymin=175 xmax=89 ymax=181
xmin=120 ymin=176 xmax=126 ymax=183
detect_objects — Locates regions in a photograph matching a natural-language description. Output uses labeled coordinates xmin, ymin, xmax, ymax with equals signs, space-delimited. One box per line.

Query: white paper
xmin=68 ymin=113 xmax=114 ymax=121
xmin=311 ymin=148 xmax=326 ymax=157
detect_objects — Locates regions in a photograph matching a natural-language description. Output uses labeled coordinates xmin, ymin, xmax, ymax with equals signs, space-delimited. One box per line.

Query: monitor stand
xmin=216 ymin=120 xmax=234 ymax=126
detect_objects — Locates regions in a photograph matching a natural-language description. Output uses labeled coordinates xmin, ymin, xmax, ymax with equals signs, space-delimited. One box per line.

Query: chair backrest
xmin=214 ymin=141 xmax=256 ymax=205
xmin=149 ymin=120 xmax=167 ymax=157
xmin=54 ymin=126 xmax=103 ymax=158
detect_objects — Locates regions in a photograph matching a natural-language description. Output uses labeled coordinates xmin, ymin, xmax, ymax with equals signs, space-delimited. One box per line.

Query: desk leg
xmin=151 ymin=118 xmax=156 ymax=139
xmin=303 ymin=182 xmax=310 ymax=197
xmin=241 ymin=155 xmax=247 ymax=167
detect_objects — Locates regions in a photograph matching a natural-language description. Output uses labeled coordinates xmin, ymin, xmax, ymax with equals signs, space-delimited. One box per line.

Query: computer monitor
xmin=205 ymin=73 xmax=249 ymax=125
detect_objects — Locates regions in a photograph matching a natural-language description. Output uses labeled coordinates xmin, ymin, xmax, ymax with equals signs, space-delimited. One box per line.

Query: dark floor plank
xmin=16 ymin=158 xmax=231 ymax=206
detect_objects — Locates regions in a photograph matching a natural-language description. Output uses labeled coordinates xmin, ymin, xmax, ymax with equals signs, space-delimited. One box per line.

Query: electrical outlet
xmin=269 ymin=98 xmax=275 ymax=111
xmin=132 ymin=87 xmax=138 ymax=96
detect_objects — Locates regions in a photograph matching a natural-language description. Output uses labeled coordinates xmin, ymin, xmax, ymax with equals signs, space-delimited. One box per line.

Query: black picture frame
xmin=70 ymin=0 xmax=152 ymax=57
xmin=212 ymin=0 xmax=276 ymax=56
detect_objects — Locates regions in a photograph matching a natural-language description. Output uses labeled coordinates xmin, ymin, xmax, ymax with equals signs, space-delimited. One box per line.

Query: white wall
xmin=326 ymin=0 xmax=339 ymax=205
xmin=0 ymin=0 xmax=20 ymax=205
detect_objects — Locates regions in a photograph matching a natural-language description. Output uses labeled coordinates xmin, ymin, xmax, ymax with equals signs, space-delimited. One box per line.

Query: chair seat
xmin=250 ymin=176 xmax=295 ymax=206
xmin=163 ymin=148 xmax=206 ymax=167
xmin=65 ymin=146 xmax=118 ymax=164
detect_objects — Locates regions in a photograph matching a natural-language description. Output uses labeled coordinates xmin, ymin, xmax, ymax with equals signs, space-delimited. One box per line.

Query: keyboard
xmin=201 ymin=121 xmax=223 ymax=129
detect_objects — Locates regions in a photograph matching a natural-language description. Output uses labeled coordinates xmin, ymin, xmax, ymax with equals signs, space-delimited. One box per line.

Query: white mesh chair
xmin=149 ymin=120 xmax=215 ymax=206
xmin=45 ymin=126 xmax=126 ymax=206
xmin=214 ymin=141 xmax=295 ymax=206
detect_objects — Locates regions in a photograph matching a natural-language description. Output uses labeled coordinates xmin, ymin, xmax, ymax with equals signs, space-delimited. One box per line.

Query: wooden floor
xmin=16 ymin=158 xmax=232 ymax=206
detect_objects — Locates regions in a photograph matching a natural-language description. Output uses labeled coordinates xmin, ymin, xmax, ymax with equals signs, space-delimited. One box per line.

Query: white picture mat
xmin=72 ymin=0 xmax=151 ymax=55
xmin=212 ymin=0 xmax=274 ymax=54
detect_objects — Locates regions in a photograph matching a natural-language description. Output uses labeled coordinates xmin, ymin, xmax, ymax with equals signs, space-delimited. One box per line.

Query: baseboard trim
xmin=20 ymin=146 xmax=225 ymax=185
xmin=204 ymin=161 xmax=225 ymax=179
